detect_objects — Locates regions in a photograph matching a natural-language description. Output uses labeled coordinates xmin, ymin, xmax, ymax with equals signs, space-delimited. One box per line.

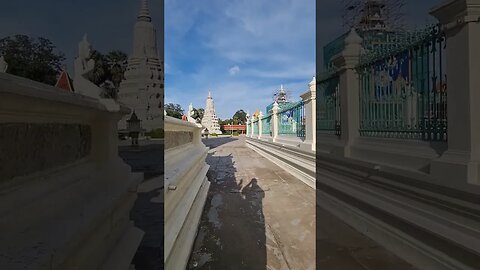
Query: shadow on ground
xmin=119 ymin=141 xmax=164 ymax=270
xmin=188 ymin=147 xmax=267 ymax=269
xmin=118 ymin=142 xmax=164 ymax=179
xmin=202 ymin=136 xmax=238 ymax=150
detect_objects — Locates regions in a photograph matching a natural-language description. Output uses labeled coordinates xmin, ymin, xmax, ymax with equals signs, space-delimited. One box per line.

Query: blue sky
xmin=165 ymin=0 xmax=441 ymax=119
xmin=0 ymin=0 xmax=441 ymax=119
xmin=165 ymin=0 xmax=316 ymax=119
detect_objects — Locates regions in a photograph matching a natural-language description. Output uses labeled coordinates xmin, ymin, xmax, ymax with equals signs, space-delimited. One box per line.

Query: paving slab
xmin=188 ymin=136 xmax=316 ymax=270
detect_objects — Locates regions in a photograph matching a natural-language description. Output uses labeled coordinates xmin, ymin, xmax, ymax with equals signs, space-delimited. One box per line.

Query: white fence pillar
xmin=250 ymin=119 xmax=255 ymax=137
xmin=331 ymin=29 xmax=362 ymax=157
xmin=272 ymin=102 xmax=279 ymax=142
xmin=301 ymin=76 xmax=317 ymax=151
xmin=246 ymin=112 xmax=251 ymax=137
xmin=430 ymin=0 xmax=480 ymax=185
xmin=258 ymin=112 xmax=263 ymax=139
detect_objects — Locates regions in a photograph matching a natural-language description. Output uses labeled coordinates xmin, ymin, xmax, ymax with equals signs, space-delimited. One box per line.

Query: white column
xmin=301 ymin=76 xmax=317 ymax=151
xmin=246 ymin=112 xmax=250 ymax=137
xmin=311 ymin=78 xmax=316 ymax=152
xmin=430 ymin=0 xmax=480 ymax=185
xmin=251 ymin=119 xmax=255 ymax=137
xmin=258 ymin=112 xmax=263 ymax=139
xmin=331 ymin=28 xmax=362 ymax=157
xmin=272 ymin=102 xmax=279 ymax=142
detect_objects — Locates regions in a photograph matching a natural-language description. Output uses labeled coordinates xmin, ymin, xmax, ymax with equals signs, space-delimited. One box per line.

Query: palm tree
xmin=105 ymin=50 xmax=128 ymax=89
xmin=89 ymin=50 xmax=107 ymax=85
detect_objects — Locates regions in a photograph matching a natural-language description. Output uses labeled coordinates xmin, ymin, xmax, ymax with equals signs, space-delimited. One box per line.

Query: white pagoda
xmin=117 ymin=0 xmax=163 ymax=133
xmin=201 ymin=91 xmax=222 ymax=135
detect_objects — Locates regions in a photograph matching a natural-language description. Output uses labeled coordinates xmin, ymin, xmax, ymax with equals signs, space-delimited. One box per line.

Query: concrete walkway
xmin=188 ymin=136 xmax=316 ymax=270
xmin=119 ymin=141 xmax=164 ymax=270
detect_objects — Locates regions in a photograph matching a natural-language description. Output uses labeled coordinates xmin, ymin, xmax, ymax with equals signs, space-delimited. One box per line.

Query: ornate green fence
xmin=317 ymin=69 xmax=341 ymax=136
xmin=357 ymin=25 xmax=447 ymax=141
xmin=278 ymin=101 xmax=305 ymax=137
xmin=252 ymin=120 xmax=259 ymax=135
xmin=261 ymin=114 xmax=272 ymax=136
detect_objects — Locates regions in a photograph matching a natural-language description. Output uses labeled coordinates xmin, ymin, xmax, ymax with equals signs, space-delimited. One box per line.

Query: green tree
xmin=88 ymin=50 xmax=107 ymax=86
xmin=232 ymin=109 xmax=247 ymax=124
xmin=190 ymin=107 xmax=204 ymax=123
xmin=197 ymin=108 xmax=205 ymax=121
xmin=88 ymin=49 xmax=128 ymax=99
xmin=165 ymin=103 xmax=184 ymax=119
xmin=0 ymin=35 xmax=65 ymax=85
xmin=105 ymin=50 xmax=128 ymax=88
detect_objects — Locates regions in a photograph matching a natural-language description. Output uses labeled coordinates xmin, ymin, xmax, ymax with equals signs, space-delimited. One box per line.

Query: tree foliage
xmin=0 ymin=35 xmax=65 ymax=85
xmin=190 ymin=107 xmax=204 ymax=123
xmin=165 ymin=103 xmax=184 ymax=119
xmin=232 ymin=109 xmax=247 ymax=124
xmin=88 ymin=49 xmax=128 ymax=99
xmin=197 ymin=108 xmax=205 ymax=121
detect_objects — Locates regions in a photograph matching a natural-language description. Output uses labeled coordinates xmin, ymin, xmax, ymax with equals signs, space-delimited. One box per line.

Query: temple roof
xmin=54 ymin=69 xmax=75 ymax=92
xmin=127 ymin=111 xmax=141 ymax=122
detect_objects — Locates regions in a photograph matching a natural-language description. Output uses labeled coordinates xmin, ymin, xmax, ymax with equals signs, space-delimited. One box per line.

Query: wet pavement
xmin=188 ymin=136 xmax=316 ymax=270
xmin=119 ymin=140 xmax=164 ymax=270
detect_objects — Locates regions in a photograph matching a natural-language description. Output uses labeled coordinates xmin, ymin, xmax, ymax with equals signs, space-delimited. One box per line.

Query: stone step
xmin=317 ymin=157 xmax=480 ymax=270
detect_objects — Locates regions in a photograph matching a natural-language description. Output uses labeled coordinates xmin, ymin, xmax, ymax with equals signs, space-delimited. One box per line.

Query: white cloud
xmin=165 ymin=0 xmax=315 ymax=119
xmin=228 ymin=65 xmax=240 ymax=75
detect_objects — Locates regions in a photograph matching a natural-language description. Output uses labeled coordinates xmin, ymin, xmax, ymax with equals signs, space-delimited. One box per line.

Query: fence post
xmin=430 ymin=0 xmax=480 ymax=185
xmin=331 ymin=28 xmax=363 ymax=157
xmin=258 ymin=111 xmax=263 ymax=139
xmin=301 ymin=76 xmax=317 ymax=151
xmin=246 ymin=112 xmax=250 ymax=137
xmin=272 ymin=102 xmax=279 ymax=142
xmin=251 ymin=118 xmax=255 ymax=137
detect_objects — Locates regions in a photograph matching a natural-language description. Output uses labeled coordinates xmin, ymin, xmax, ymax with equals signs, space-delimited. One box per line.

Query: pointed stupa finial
xmin=281 ymin=84 xmax=284 ymax=91
xmin=208 ymin=90 xmax=212 ymax=98
xmin=345 ymin=28 xmax=362 ymax=45
xmin=138 ymin=0 xmax=152 ymax=22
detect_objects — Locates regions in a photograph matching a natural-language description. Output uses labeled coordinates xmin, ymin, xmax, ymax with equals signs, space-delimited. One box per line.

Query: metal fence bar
xmin=357 ymin=25 xmax=447 ymax=141
xmin=261 ymin=115 xmax=272 ymax=136
xmin=252 ymin=120 xmax=259 ymax=135
xmin=277 ymin=101 xmax=306 ymax=137
xmin=317 ymin=74 xmax=341 ymax=136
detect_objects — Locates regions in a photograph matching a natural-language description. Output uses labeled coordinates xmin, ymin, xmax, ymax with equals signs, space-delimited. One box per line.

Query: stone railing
xmin=164 ymin=115 xmax=210 ymax=269
xmin=0 ymin=72 xmax=144 ymax=270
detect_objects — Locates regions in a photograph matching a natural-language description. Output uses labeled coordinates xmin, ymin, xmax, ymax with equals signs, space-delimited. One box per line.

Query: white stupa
xmin=117 ymin=0 xmax=163 ymax=132
xmin=201 ymin=91 xmax=222 ymax=135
